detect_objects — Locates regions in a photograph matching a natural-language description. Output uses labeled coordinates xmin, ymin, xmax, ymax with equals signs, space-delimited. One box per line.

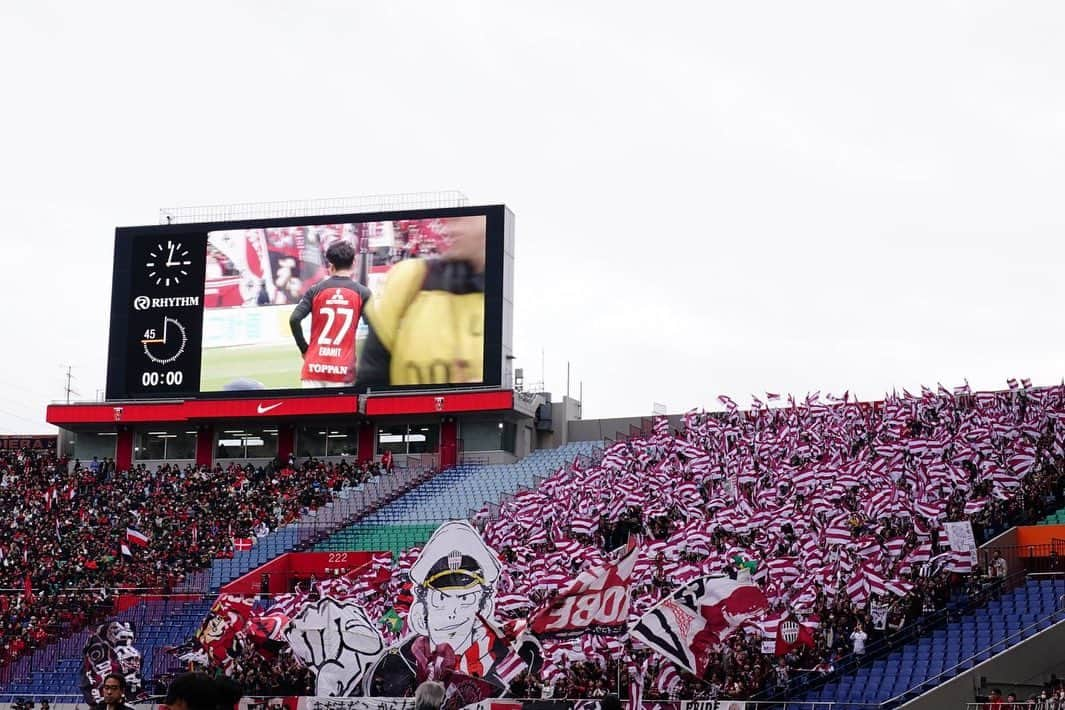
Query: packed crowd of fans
xmin=163 ymin=385 xmax=1065 ymax=700
xmin=7 ymin=383 xmax=1065 ymax=700
xmin=476 ymin=385 xmax=1065 ymax=701
xmin=0 ymin=450 xmax=388 ymax=669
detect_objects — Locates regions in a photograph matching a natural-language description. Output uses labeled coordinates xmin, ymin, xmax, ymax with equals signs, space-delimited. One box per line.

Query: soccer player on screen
xmin=289 ymin=241 xmax=371 ymax=388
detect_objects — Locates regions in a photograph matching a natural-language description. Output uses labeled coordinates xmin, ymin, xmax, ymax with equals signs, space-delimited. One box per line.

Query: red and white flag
xmin=233 ymin=537 xmax=254 ymax=552
xmin=762 ymin=612 xmax=816 ymax=656
xmin=528 ymin=539 xmax=639 ymax=637
xmin=125 ymin=528 xmax=150 ymax=547
xmin=629 ymin=576 xmax=769 ymax=676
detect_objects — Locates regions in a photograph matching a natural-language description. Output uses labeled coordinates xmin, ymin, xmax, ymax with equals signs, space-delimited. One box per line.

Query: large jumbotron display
xmin=105 ymin=205 xmax=512 ymax=400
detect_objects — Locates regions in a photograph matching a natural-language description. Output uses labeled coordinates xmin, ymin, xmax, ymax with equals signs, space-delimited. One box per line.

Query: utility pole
xmin=64 ymin=366 xmax=80 ymax=404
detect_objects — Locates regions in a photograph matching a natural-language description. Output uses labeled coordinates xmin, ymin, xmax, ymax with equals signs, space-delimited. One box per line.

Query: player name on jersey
xmin=293 ymin=277 xmax=371 ymax=386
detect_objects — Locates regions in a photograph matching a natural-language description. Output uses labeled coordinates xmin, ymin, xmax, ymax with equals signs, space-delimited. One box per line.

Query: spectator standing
xmin=990 ymin=551 xmax=1008 ymax=579
xmin=93 ymin=673 xmax=136 ymax=710
xmin=850 ymin=625 xmax=868 ymax=656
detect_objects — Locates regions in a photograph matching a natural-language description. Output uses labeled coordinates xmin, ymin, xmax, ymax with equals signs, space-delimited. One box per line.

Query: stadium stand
xmin=0 ymin=451 xmax=422 ymax=684
xmin=8 ymin=385 xmax=1065 ymax=704
xmin=0 ymin=597 xmax=213 ymax=698
xmin=796 ymin=575 xmax=1065 ymax=705
xmin=314 ymin=441 xmax=600 ymax=553
xmin=144 ymin=385 xmax=1065 ymax=703
xmin=1040 ymin=504 xmax=1065 ymax=525
xmin=0 ymin=444 xmax=597 ymax=697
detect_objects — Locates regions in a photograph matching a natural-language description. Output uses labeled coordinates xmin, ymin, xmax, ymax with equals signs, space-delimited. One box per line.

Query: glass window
xmin=407 ymin=424 xmax=439 ymax=454
xmin=377 ymin=424 xmax=407 ymax=455
xmin=326 ymin=427 xmax=359 ymax=457
xmin=462 ymin=421 xmax=504 ymax=452
xmin=168 ymin=430 xmax=197 ymax=459
xmin=297 ymin=427 xmax=328 ymax=458
xmin=137 ymin=431 xmax=167 ymax=460
xmin=502 ymin=422 xmax=517 ymax=454
xmin=217 ymin=427 xmax=278 ymax=459
xmin=71 ymin=432 xmax=117 ymax=461
xmin=135 ymin=429 xmax=196 ymax=460
xmin=375 ymin=424 xmax=439 ymax=455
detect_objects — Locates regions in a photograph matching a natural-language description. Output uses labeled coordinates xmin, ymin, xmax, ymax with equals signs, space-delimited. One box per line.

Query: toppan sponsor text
xmin=133 ymin=295 xmax=201 ymax=311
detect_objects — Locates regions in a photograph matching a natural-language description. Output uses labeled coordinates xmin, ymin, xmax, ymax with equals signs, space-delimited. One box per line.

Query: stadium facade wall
xmin=566 ymin=414 xmax=684 ymax=444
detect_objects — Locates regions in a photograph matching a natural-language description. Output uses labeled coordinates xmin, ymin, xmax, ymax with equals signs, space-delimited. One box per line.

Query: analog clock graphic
xmin=146 ymin=240 xmax=193 ymax=286
xmin=141 ymin=317 xmax=187 ymax=365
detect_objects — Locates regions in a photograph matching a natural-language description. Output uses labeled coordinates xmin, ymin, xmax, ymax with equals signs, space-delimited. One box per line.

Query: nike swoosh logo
xmin=256 ymin=402 xmax=283 ymax=414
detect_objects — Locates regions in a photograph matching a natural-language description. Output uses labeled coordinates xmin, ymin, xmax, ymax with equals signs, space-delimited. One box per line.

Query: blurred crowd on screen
xmin=204 ymin=219 xmax=450 ymax=309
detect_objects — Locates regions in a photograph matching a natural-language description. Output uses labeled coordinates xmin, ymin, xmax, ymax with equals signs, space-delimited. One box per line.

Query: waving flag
xmin=125 ymin=528 xmax=149 ymax=547
xmin=762 ymin=612 xmax=816 ymax=656
xmin=528 ymin=540 xmax=639 ymax=637
xmin=717 ymin=395 xmax=738 ymax=411
xmin=629 ymin=576 xmax=768 ymax=676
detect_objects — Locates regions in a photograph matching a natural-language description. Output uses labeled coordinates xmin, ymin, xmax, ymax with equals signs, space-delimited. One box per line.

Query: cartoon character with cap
xmin=363 ymin=521 xmax=538 ymax=697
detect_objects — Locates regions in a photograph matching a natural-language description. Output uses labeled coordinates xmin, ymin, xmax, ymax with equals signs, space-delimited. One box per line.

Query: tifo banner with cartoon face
xmin=287 ymin=597 xmax=385 ymax=696
xmin=175 ymin=594 xmax=255 ymax=671
xmin=81 ymin=621 xmax=143 ymax=704
xmin=362 ymin=521 xmax=535 ymax=698
xmin=173 ymin=521 xmax=537 ymax=699
xmin=176 ymin=520 xmax=656 ymax=699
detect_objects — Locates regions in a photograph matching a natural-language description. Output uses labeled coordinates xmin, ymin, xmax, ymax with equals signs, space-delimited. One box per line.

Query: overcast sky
xmin=1 ymin=1 xmax=1063 ymax=433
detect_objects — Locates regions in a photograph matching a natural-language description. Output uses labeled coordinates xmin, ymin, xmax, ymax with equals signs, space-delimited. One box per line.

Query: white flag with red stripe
xmin=125 ymin=528 xmax=149 ymax=547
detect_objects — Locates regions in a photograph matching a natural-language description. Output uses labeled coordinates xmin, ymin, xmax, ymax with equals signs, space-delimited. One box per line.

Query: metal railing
xmin=881 ymin=573 xmax=1065 ymax=707
xmin=979 ymin=541 xmax=1065 ymax=580
xmin=760 ymin=569 xmax=1034 ymax=703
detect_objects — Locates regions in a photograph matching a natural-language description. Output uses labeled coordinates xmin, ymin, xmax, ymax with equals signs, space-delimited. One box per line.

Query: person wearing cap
xmin=363 ymin=521 xmax=531 ymax=697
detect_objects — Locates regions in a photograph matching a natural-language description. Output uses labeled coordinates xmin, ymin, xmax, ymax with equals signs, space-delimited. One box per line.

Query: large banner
xmin=630 ymin=578 xmax=768 ymax=677
xmin=175 ymin=594 xmax=255 ymax=671
xmin=528 ymin=540 xmax=638 ymax=638
xmin=175 ymin=521 xmax=540 ymax=703
xmin=81 ymin=621 xmax=143 ymax=704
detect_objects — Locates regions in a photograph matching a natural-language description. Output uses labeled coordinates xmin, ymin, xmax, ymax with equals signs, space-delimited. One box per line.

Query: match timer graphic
xmin=146 ymin=239 xmax=193 ymax=287
xmin=110 ymin=232 xmax=209 ymax=398
xmin=140 ymin=316 xmax=187 ymax=365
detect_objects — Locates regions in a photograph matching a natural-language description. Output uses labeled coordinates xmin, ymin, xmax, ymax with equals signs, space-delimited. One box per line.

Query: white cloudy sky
xmin=1 ymin=1 xmax=1063 ymax=433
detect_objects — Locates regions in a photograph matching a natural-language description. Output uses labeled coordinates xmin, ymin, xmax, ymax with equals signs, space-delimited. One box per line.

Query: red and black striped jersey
xmin=289 ymin=276 xmax=371 ymax=384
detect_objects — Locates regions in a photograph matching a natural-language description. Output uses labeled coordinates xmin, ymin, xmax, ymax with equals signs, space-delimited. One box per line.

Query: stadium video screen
xmin=106 ymin=206 xmax=509 ymax=400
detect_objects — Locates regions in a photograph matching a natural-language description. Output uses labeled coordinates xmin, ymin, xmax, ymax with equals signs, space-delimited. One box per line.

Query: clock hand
xmin=166 ymin=243 xmax=177 ymax=266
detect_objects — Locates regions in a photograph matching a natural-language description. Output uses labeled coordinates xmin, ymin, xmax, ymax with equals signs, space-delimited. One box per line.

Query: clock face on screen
xmin=145 ymin=240 xmax=193 ymax=286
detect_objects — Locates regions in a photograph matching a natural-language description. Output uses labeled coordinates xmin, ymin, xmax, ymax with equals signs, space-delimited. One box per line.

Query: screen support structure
xmin=159 ymin=191 xmax=469 ymax=225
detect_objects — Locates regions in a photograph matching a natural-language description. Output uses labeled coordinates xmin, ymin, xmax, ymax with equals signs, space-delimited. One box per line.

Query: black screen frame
xmin=105 ymin=204 xmax=507 ymax=400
